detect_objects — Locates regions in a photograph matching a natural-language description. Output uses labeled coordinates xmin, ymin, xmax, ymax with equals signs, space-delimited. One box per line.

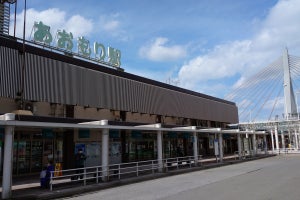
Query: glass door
xmin=17 ymin=141 xmax=31 ymax=174
xmin=43 ymin=140 xmax=54 ymax=164
xmin=31 ymin=141 xmax=43 ymax=172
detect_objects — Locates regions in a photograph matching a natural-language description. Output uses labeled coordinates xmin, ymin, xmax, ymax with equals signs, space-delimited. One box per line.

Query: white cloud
xmin=232 ymin=77 xmax=246 ymax=89
xmin=10 ymin=8 xmax=93 ymax=40
xmin=139 ymin=37 xmax=187 ymax=62
xmin=177 ymin=0 xmax=300 ymax=94
xmin=179 ymin=40 xmax=252 ymax=83
xmin=97 ymin=13 xmax=121 ymax=32
xmin=103 ymin=20 xmax=119 ymax=32
xmin=95 ymin=13 xmax=129 ymax=41
xmin=65 ymin=15 xmax=93 ymax=37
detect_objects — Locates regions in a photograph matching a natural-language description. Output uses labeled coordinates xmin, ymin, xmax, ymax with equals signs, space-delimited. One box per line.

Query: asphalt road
xmin=59 ymin=154 xmax=300 ymax=200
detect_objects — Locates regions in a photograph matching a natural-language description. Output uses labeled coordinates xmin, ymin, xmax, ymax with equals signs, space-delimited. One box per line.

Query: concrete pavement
xmin=0 ymin=154 xmax=274 ymax=199
xmin=56 ymin=154 xmax=300 ymax=200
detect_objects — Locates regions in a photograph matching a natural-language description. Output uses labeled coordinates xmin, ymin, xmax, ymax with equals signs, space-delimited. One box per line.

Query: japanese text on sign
xmin=32 ymin=21 xmax=121 ymax=68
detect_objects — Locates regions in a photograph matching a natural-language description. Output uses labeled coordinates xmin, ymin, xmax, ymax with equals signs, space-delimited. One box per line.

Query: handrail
xmin=49 ymin=153 xmax=275 ymax=191
xmin=49 ymin=155 xmax=202 ymax=191
xmin=277 ymin=148 xmax=300 ymax=155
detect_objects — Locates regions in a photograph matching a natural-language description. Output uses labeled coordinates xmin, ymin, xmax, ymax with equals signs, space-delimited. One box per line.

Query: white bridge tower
xmin=283 ymin=48 xmax=297 ymax=119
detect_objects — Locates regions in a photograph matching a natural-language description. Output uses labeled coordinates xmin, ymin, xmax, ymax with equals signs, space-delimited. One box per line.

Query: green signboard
xmin=167 ymin=132 xmax=177 ymax=138
xmin=131 ymin=131 xmax=143 ymax=139
xmin=79 ymin=129 xmax=90 ymax=138
xmin=42 ymin=129 xmax=54 ymax=139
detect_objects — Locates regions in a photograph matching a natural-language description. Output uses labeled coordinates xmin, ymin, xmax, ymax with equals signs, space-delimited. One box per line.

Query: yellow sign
xmin=54 ymin=163 xmax=62 ymax=177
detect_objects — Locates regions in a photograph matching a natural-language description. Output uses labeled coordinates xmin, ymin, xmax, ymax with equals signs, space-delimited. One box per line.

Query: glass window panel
xmin=31 ymin=141 xmax=43 ymax=172
xmin=17 ymin=141 xmax=31 ymax=174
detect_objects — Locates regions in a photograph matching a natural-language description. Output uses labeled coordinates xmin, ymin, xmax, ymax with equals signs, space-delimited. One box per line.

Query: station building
xmin=0 ymin=1 xmax=238 ymax=176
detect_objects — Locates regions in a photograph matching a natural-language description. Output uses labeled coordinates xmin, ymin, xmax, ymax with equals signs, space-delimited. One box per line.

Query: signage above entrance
xmin=32 ymin=21 xmax=121 ymax=68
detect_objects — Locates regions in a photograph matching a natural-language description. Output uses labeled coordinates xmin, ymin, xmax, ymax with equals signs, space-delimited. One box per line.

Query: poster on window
xmin=109 ymin=142 xmax=121 ymax=164
xmin=75 ymin=143 xmax=86 ymax=154
xmin=85 ymin=143 xmax=101 ymax=167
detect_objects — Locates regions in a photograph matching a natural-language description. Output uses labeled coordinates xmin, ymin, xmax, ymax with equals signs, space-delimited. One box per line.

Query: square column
xmin=252 ymin=134 xmax=257 ymax=155
xmin=298 ymin=133 xmax=300 ymax=149
xmin=281 ymin=132 xmax=285 ymax=149
xmin=288 ymin=129 xmax=291 ymax=145
xmin=296 ymin=130 xmax=300 ymax=149
xmin=270 ymin=129 xmax=275 ymax=153
xmin=100 ymin=120 xmax=109 ymax=182
xmin=2 ymin=125 xmax=14 ymax=200
xmin=298 ymin=127 xmax=300 ymax=149
xmin=1 ymin=114 xmax=15 ymax=200
xmin=136 ymin=123 xmax=163 ymax=172
xmin=193 ymin=132 xmax=198 ymax=164
xmin=218 ymin=133 xmax=223 ymax=162
xmin=237 ymin=133 xmax=242 ymax=159
xmin=274 ymin=127 xmax=279 ymax=152
xmin=294 ymin=129 xmax=298 ymax=149
xmin=157 ymin=130 xmax=163 ymax=172
xmin=263 ymin=134 xmax=268 ymax=154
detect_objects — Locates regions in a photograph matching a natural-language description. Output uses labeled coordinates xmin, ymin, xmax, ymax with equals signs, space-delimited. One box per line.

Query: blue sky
xmin=9 ymin=0 xmax=300 ymax=101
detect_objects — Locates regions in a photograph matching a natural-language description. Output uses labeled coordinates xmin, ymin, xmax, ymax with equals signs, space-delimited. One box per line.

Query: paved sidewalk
xmin=0 ymin=154 xmax=274 ymax=199
xmin=63 ymin=154 xmax=300 ymax=200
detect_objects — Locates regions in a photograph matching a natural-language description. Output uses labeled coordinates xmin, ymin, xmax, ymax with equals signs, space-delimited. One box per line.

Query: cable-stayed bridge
xmin=226 ymin=49 xmax=300 ymax=124
xmin=225 ymin=49 xmax=300 ymax=151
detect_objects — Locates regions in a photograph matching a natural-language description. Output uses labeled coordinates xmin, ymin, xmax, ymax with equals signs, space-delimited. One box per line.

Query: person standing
xmin=75 ymin=149 xmax=87 ymax=179
xmin=40 ymin=166 xmax=47 ymax=188
xmin=45 ymin=161 xmax=54 ymax=188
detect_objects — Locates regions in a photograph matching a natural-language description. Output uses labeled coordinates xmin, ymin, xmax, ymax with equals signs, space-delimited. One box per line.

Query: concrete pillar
xmin=263 ymin=134 xmax=267 ymax=154
xmin=297 ymin=130 xmax=300 ymax=149
xmin=298 ymin=127 xmax=300 ymax=149
xmin=252 ymin=134 xmax=257 ymax=155
xmin=2 ymin=126 xmax=14 ymax=200
xmin=218 ymin=133 xmax=223 ymax=162
xmin=281 ymin=132 xmax=285 ymax=149
xmin=298 ymin=134 xmax=300 ymax=149
xmin=101 ymin=120 xmax=109 ymax=182
xmin=237 ymin=133 xmax=242 ymax=159
xmin=270 ymin=129 xmax=275 ymax=153
xmin=157 ymin=130 xmax=163 ymax=172
xmin=275 ymin=127 xmax=279 ymax=152
xmin=193 ymin=132 xmax=198 ymax=164
xmin=294 ymin=129 xmax=298 ymax=149
xmin=288 ymin=129 xmax=291 ymax=145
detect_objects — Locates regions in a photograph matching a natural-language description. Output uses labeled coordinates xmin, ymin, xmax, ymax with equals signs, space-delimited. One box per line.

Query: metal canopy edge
xmin=0 ymin=113 xmax=266 ymax=135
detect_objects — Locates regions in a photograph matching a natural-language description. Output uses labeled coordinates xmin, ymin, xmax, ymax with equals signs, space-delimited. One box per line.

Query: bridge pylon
xmin=283 ymin=48 xmax=297 ymax=119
